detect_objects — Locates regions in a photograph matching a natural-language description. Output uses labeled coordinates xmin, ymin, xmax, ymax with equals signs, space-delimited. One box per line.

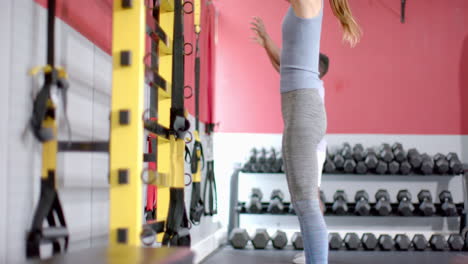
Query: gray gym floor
xmin=201 ymin=246 xmax=468 ymax=264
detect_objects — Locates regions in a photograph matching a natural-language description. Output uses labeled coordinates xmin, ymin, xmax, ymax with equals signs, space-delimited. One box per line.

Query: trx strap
xmin=27 ymin=0 xmax=69 ymax=258
xmin=204 ymin=160 xmax=218 ymax=216
xmin=162 ymin=189 xmax=191 ymax=246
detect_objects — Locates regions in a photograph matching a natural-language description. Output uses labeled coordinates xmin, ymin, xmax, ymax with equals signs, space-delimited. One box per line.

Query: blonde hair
xmin=329 ymin=0 xmax=362 ymax=47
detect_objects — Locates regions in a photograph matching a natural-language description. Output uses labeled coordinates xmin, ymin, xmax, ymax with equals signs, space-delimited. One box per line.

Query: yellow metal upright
xmin=110 ymin=0 xmax=146 ymax=246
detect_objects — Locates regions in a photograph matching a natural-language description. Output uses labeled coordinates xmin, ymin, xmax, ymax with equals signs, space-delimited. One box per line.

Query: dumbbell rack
xmin=228 ymin=167 xmax=468 ymax=246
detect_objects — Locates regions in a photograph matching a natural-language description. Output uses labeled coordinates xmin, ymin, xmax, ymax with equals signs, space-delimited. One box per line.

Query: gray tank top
xmin=280 ymin=3 xmax=323 ymax=93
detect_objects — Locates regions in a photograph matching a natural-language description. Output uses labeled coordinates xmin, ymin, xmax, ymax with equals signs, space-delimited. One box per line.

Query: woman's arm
xmin=251 ymin=17 xmax=281 ymax=73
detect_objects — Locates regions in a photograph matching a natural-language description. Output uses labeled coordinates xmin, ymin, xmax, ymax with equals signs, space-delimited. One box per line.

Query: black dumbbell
xmin=361 ymin=233 xmax=378 ymax=250
xmin=344 ymin=233 xmax=361 ymax=250
xmin=394 ymin=234 xmax=411 ymax=251
xmin=268 ymin=190 xmax=285 ymax=214
xmin=333 ymin=153 xmax=345 ymax=170
xmin=399 ymin=160 xmax=412 ymax=175
xmin=251 ymin=229 xmax=270 ymax=249
xmin=447 ymin=234 xmax=464 ymax=251
xmin=343 ymin=159 xmax=356 ymax=173
xmin=272 ymin=230 xmax=288 ymax=249
xmin=375 ymin=161 xmax=388 ymax=175
xmin=229 ymin=228 xmax=250 ymax=249
xmin=258 ymin=148 xmax=267 ymax=164
xmin=397 ymin=190 xmax=414 ymax=216
xmin=260 ymin=163 xmax=272 ymax=173
xmin=329 ymin=233 xmax=343 ymax=250
xmin=365 ymin=149 xmax=378 ymax=170
xmin=271 ymin=154 xmax=283 ymax=173
xmin=447 ymin=152 xmax=463 ymax=175
xmin=246 ymin=188 xmax=263 ymax=213
xmin=378 ymin=234 xmax=394 ymax=251
xmin=388 ymin=161 xmax=400 ymax=174
xmin=242 ymin=162 xmax=253 ymax=173
xmin=353 ymin=144 xmax=365 ymax=161
xmin=418 ymin=190 xmax=436 ymax=216
xmin=434 ymin=153 xmax=449 ymax=174
xmin=407 ymin=148 xmax=422 ymax=169
xmin=332 ymin=190 xmax=348 ymax=215
xmin=379 ymin=144 xmax=394 ymax=163
xmin=439 ymin=190 xmax=457 ymax=216
xmin=375 ymin=190 xmax=392 ymax=216
xmin=323 ymin=157 xmax=336 ymax=173
xmin=355 ymin=161 xmax=368 ymax=174
xmin=412 ymin=234 xmax=428 ymax=251
xmin=248 ymin=148 xmax=258 ymax=164
xmin=341 ymin=143 xmax=353 ymax=160
xmin=392 ymin=143 xmax=407 ymax=163
xmin=292 ymin=232 xmax=303 ymax=250
xmin=420 ymin=153 xmax=434 ymax=175
xmin=267 ymin=148 xmax=277 ymax=165
xmin=250 ymin=162 xmax=262 ymax=173
xmin=429 ymin=234 xmax=448 ymax=251
xmin=354 ymin=190 xmax=371 ymax=216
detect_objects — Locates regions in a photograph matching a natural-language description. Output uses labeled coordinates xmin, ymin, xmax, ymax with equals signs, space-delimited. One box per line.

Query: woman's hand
xmin=250 ymin=16 xmax=268 ymax=47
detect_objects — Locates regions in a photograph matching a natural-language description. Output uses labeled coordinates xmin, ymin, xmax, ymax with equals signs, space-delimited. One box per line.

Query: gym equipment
xmin=258 ymin=148 xmax=267 ymax=164
xmin=375 ymin=161 xmax=388 ymax=175
xmin=429 ymin=234 xmax=448 ymax=251
xmin=323 ymin=157 xmax=336 ymax=173
xmin=354 ymin=190 xmax=371 ymax=216
xmin=229 ymin=229 xmax=250 ymax=249
xmin=251 ymin=229 xmax=270 ymax=249
xmin=344 ymin=233 xmax=361 ymax=250
xmin=388 ymin=161 xmax=400 ymax=174
xmin=394 ymin=234 xmax=411 ymax=251
xmin=272 ymin=230 xmax=288 ymax=249
xmin=379 ymin=144 xmax=394 ymax=162
xmin=399 ymin=161 xmax=412 ymax=175
xmin=332 ymin=190 xmax=348 ymax=215
xmin=364 ymin=149 xmax=378 ymax=170
xmin=447 ymin=234 xmax=464 ymax=251
xmin=329 ymin=233 xmax=343 ymax=250
xmin=392 ymin=143 xmax=407 ymax=162
xmin=378 ymin=234 xmax=394 ymax=251
xmin=341 ymin=143 xmax=353 ymax=160
xmin=355 ymin=161 xmax=368 ymax=174
xmin=343 ymin=159 xmax=356 ymax=173
xmin=407 ymin=148 xmax=422 ymax=169
xmin=361 ymin=233 xmax=378 ymax=250
xmin=447 ymin=152 xmax=463 ymax=175
xmin=291 ymin=232 xmax=304 ymax=250
xmin=271 ymin=153 xmax=283 ymax=173
xmin=375 ymin=190 xmax=392 ymax=216
xmin=397 ymin=190 xmax=414 ymax=216
xmin=246 ymin=188 xmax=263 ymax=213
xmin=333 ymin=153 xmax=345 ymax=170
xmin=268 ymin=190 xmax=285 ymax=214
xmin=267 ymin=148 xmax=277 ymax=165
xmin=439 ymin=190 xmax=457 ymax=216
xmin=412 ymin=234 xmax=428 ymax=251
xmin=417 ymin=190 xmax=436 ymax=216
xmin=248 ymin=148 xmax=258 ymax=164
xmin=420 ymin=154 xmax=434 ymax=175
xmin=353 ymin=144 xmax=365 ymax=161
xmin=204 ymin=161 xmax=218 ymax=216
xmin=434 ymin=153 xmax=449 ymax=174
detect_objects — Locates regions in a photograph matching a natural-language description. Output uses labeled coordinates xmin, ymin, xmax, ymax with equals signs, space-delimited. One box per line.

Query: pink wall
xmin=213 ymin=0 xmax=468 ymax=134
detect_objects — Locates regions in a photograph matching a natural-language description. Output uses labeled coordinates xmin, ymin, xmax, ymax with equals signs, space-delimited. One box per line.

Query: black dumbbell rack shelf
xmin=240 ymin=170 xmax=463 ymax=177
xmin=236 ymin=202 xmax=465 ymax=218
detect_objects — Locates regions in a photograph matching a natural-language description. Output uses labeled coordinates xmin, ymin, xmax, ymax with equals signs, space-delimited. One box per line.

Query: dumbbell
xmin=258 ymin=148 xmax=267 ymax=164
xmin=251 ymin=229 xmax=270 ymax=249
xmin=242 ymin=162 xmax=253 ymax=173
xmin=379 ymin=143 xmax=394 ymax=162
xmin=353 ymin=144 xmax=365 ymax=161
xmin=267 ymin=148 xmax=277 ymax=165
xmin=364 ymin=149 xmax=378 ymax=170
xmin=246 ymin=188 xmax=263 ymax=213
xmin=392 ymin=143 xmax=407 ymax=163
xmin=323 ymin=157 xmax=336 ymax=173
xmin=412 ymin=234 xmax=428 ymax=251
xmin=229 ymin=228 xmax=250 ymax=249
xmin=341 ymin=143 xmax=353 ymax=160
xmin=248 ymin=148 xmax=258 ymax=164
xmin=429 ymin=234 xmax=448 ymax=251
xmin=399 ymin=160 xmax=412 ymax=175
xmin=420 ymin=153 xmax=434 ymax=175
xmin=407 ymin=148 xmax=422 ymax=169
xmin=378 ymin=234 xmax=394 ymax=251
xmin=354 ymin=190 xmax=371 ymax=216
xmin=447 ymin=234 xmax=465 ymax=251
xmin=439 ymin=190 xmax=457 ymax=216
xmin=355 ymin=161 xmax=368 ymax=174
xmin=344 ymin=233 xmax=361 ymax=250
xmin=361 ymin=233 xmax=378 ymax=250
xmin=417 ymin=190 xmax=436 ymax=216
xmin=268 ymin=190 xmax=285 ymax=214
xmin=394 ymin=234 xmax=411 ymax=251
xmin=375 ymin=190 xmax=392 ymax=216
xmin=375 ymin=161 xmax=388 ymax=175
xmin=332 ymin=190 xmax=348 ymax=215
xmin=447 ymin=152 xmax=463 ymax=175
xmin=434 ymin=153 xmax=449 ymax=174
xmin=271 ymin=154 xmax=283 ymax=173
xmin=333 ymin=153 xmax=345 ymax=170
xmin=343 ymin=159 xmax=356 ymax=173
xmin=272 ymin=230 xmax=288 ymax=249
xmin=397 ymin=190 xmax=414 ymax=216
xmin=329 ymin=233 xmax=343 ymax=250
xmin=388 ymin=161 xmax=400 ymax=175
xmin=250 ymin=162 xmax=262 ymax=173
xmin=292 ymin=232 xmax=303 ymax=250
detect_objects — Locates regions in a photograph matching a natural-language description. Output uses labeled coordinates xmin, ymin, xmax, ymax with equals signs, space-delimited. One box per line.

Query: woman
xmin=251 ymin=0 xmax=360 ymax=263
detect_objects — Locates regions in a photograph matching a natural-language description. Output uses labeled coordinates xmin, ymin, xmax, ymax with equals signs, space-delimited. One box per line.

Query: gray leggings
xmin=281 ymin=88 xmax=327 ymax=202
